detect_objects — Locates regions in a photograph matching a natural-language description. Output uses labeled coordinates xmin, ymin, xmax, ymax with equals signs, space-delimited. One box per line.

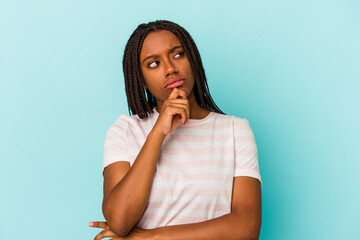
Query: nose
xmin=164 ymin=58 xmax=177 ymax=76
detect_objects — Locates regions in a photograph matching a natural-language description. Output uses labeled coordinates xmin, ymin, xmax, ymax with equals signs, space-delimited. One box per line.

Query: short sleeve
xmin=233 ymin=118 xmax=262 ymax=184
xmin=102 ymin=116 xmax=129 ymax=175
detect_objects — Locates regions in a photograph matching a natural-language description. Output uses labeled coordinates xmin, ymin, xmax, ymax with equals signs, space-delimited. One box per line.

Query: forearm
xmin=103 ymin=130 xmax=165 ymax=236
xmin=150 ymin=212 xmax=261 ymax=240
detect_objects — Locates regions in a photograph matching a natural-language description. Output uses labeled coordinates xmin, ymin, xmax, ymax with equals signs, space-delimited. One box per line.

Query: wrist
xmin=147 ymin=227 xmax=161 ymax=240
xmin=148 ymin=129 xmax=166 ymax=142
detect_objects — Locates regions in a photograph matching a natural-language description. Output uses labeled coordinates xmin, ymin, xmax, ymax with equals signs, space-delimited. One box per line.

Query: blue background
xmin=1 ymin=0 xmax=359 ymax=239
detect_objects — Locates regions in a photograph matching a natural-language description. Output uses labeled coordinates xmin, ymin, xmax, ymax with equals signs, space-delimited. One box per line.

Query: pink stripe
xmin=236 ymin=135 xmax=256 ymax=144
xmin=159 ymin=159 xmax=234 ymax=169
xmin=155 ymin=171 xmax=233 ymax=182
xmin=129 ymin=117 xmax=234 ymax=130
xmin=149 ymin=186 xmax=232 ymax=198
xmin=235 ymin=149 xmax=257 ymax=156
xmin=181 ymin=122 xmax=231 ymax=129
xmin=103 ymin=143 xmax=127 ymax=152
xmin=125 ymin=133 xmax=254 ymax=142
xmin=105 ymin=133 xmax=126 ymax=141
xmin=123 ymin=134 xmax=254 ymax=145
xmin=104 ymin=142 xmax=255 ymax=157
xmin=114 ymin=132 xmax=254 ymax=144
xmin=146 ymin=201 xmax=230 ymax=212
xmin=107 ymin=128 xmax=254 ymax=145
xmin=124 ymin=122 xmax=154 ymax=130
xmin=161 ymin=147 xmax=256 ymax=155
xmin=161 ymin=146 xmax=233 ymax=155
xmin=140 ymin=214 xmax=210 ymax=226
xmin=165 ymin=133 xmax=242 ymax=142
xmin=236 ymin=129 xmax=254 ymax=136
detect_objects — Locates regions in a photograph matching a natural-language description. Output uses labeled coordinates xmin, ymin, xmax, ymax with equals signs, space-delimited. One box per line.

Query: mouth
xmin=165 ymin=78 xmax=185 ymax=88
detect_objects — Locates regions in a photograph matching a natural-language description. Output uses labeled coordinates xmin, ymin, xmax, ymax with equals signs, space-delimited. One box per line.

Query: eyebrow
xmin=141 ymin=46 xmax=183 ymax=64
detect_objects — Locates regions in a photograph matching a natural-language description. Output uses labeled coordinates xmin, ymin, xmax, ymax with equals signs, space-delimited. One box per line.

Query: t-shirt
xmin=103 ymin=108 xmax=261 ymax=229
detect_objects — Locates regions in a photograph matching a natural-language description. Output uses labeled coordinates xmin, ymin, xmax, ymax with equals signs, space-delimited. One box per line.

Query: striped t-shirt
xmin=103 ymin=108 xmax=261 ymax=229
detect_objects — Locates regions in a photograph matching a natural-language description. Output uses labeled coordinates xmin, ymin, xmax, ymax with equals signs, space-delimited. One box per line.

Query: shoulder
xmin=107 ymin=111 xmax=157 ymax=133
xmin=106 ymin=114 xmax=136 ymax=133
xmin=113 ymin=114 xmax=138 ymax=126
xmin=212 ymin=112 xmax=251 ymax=127
xmin=212 ymin=113 xmax=255 ymax=139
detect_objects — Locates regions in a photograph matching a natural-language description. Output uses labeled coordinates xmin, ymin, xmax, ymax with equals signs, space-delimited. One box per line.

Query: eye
xmin=174 ymin=51 xmax=184 ymax=59
xmin=148 ymin=61 xmax=159 ymax=68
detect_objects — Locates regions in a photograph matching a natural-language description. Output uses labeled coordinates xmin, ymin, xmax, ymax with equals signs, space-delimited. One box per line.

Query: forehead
xmin=140 ymin=30 xmax=182 ymax=58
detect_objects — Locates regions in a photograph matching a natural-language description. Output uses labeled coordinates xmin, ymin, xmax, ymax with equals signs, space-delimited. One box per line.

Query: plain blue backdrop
xmin=1 ymin=0 xmax=359 ymax=239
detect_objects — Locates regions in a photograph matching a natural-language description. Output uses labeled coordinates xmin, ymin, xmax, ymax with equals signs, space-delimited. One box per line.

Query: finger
xmin=89 ymin=221 xmax=110 ymax=229
xmin=164 ymin=102 xmax=189 ymax=110
xmin=169 ymin=106 xmax=188 ymax=124
xmin=164 ymin=103 xmax=189 ymax=124
xmin=165 ymin=98 xmax=189 ymax=104
xmin=94 ymin=229 xmax=116 ymax=240
xmin=168 ymin=88 xmax=187 ymax=100
xmin=164 ymin=99 xmax=190 ymax=120
xmin=165 ymin=99 xmax=189 ymax=109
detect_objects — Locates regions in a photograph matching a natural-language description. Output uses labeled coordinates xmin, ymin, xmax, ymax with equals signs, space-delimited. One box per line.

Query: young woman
xmin=89 ymin=20 xmax=262 ymax=240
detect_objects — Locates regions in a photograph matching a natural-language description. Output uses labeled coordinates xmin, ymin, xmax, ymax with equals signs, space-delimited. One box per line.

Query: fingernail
xmin=88 ymin=222 xmax=94 ymax=227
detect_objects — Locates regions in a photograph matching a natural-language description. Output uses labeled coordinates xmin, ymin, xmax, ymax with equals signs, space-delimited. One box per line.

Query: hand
xmin=89 ymin=221 xmax=117 ymax=240
xmin=152 ymin=88 xmax=190 ymax=137
xmin=89 ymin=221 xmax=153 ymax=240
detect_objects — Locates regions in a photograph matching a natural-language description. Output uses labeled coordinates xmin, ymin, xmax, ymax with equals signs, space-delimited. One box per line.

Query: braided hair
xmin=123 ymin=20 xmax=225 ymax=119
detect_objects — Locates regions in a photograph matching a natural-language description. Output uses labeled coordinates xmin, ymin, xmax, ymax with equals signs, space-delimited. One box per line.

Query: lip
xmin=165 ymin=78 xmax=185 ymax=88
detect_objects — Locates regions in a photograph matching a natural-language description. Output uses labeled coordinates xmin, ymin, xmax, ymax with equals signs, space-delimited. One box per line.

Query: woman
xmin=89 ymin=20 xmax=262 ymax=240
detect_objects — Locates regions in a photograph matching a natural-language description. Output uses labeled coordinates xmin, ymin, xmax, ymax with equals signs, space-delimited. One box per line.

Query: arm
xmin=102 ymin=130 xmax=165 ymax=237
xmin=102 ymin=88 xmax=190 ymax=237
xmin=91 ymin=176 xmax=261 ymax=240
xmin=149 ymin=176 xmax=262 ymax=240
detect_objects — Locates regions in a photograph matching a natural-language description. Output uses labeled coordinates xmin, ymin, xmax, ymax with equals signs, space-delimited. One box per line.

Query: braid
xmin=123 ymin=20 xmax=225 ymax=119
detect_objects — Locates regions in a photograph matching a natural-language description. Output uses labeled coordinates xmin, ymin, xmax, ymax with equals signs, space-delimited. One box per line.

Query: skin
xmin=90 ymin=30 xmax=262 ymax=240
xmin=139 ymin=29 xmax=210 ymax=121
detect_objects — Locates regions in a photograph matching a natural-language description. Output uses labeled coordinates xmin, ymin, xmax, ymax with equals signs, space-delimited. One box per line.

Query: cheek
xmin=182 ymin=60 xmax=193 ymax=75
xmin=143 ymin=72 xmax=158 ymax=89
xmin=141 ymin=71 xmax=167 ymax=98
xmin=141 ymin=70 xmax=156 ymax=87
xmin=185 ymin=64 xmax=195 ymax=81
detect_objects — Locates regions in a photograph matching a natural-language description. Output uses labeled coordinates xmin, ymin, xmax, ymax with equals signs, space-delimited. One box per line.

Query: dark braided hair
xmin=123 ymin=20 xmax=225 ymax=119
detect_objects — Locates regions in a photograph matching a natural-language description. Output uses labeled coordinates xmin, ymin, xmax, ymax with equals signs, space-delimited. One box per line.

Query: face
xmin=139 ymin=30 xmax=195 ymax=104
